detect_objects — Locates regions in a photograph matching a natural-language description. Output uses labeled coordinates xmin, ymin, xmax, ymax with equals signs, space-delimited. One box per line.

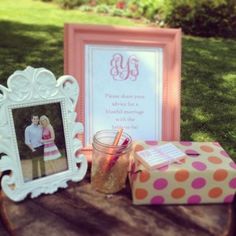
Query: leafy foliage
xmin=125 ymin=0 xmax=163 ymax=21
xmin=79 ymin=4 xmax=94 ymax=11
xmin=165 ymin=0 xmax=236 ymax=38
xmin=38 ymin=0 xmax=236 ymax=38
xmin=55 ymin=0 xmax=88 ymax=9
xmin=96 ymin=4 xmax=110 ymax=13
xmin=112 ymin=7 xmax=124 ymax=16
xmin=96 ymin=0 xmax=116 ymax=5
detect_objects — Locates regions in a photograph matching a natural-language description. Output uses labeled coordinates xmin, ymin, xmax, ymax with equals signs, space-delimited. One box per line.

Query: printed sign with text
xmin=85 ymin=45 xmax=163 ymax=145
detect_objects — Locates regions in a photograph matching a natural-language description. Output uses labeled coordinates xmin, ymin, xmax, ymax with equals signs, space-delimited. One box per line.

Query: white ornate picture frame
xmin=0 ymin=66 xmax=87 ymax=202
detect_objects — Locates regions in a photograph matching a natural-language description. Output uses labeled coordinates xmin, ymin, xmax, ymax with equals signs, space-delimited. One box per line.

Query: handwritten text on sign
xmin=85 ymin=45 xmax=163 ymax=145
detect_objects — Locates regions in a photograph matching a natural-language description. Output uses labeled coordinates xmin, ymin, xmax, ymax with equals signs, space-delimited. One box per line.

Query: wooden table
xmin=0 ymin=173 xmax=235 ymax=236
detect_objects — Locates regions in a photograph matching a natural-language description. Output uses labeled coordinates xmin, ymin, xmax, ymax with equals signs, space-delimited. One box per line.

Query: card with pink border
xmin=64 ymin=24 xmax=181 ymax=148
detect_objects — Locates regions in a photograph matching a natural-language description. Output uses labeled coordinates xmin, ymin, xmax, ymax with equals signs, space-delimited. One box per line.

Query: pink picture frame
xmin=64 ymin=24 xmax=181 ymax=148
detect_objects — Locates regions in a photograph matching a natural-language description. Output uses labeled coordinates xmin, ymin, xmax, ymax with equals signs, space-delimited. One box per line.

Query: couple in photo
xmin=25 ymin=114 xmax=61 ymax=179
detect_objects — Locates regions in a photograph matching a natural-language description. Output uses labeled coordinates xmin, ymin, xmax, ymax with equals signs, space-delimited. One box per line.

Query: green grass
xmin=0 ymin=0 xmax=235 ymax=159
xmin=181 ymin=36 xmax=236 ymax=158
xmin=0 ymin=0 xmax=137 ymax=26
xmin=0 ymin=0 xmax=139 ymax=81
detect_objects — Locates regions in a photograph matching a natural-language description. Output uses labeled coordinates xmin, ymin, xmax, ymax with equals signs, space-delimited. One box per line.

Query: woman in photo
xmin=40 ymin=115 xmax=61 ymax=174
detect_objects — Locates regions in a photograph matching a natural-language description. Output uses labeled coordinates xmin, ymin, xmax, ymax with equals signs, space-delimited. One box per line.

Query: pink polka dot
xmin=187 ymin=195 xmax=202 ymax=204
xmin=153 ymin=178 xmax=168 ymax=190
xmin=229 ymin=162 xmax=236 ymax=169
xmin=224 ymin=194 xmax=234 ymax=203
xmin=150 ymin=196 xmax=165 ymax=204
xmin=185 ymin=149 xmax=200 ymax=157
xmin=220 ymin=150 xmax=229 ymax=158
xmin=157 ymin=165 xmax=169 ymax=172
xmin=180 ymin=141 xmax=192 ymax=146
xmin=229 ymin=178 xmax=236 ymax=188
xmin=192 ymin=161 xmax=207 ymax=171
xmin=145 ymin=140 xmax=158 ymax=145
xmin=191 ymin=177 xmax=206 ymax=189
xmin=213 ymin=142 xmax=221 ymax=147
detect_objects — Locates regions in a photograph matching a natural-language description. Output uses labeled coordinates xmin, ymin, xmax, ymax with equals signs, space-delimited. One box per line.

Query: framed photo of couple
xmin=0 ymin=67 xmax=87 ymax=201
xmin=12 ymin=102 xmax=67 ymax=182
xmin=64 ymin=24 xmax=182 ymax=149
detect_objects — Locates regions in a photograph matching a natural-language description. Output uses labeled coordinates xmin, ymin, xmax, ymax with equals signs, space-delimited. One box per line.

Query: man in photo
xmin=25 ymin=115 xmax=46 ymax=180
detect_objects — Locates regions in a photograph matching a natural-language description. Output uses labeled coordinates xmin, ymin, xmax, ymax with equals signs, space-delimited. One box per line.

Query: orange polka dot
xmin=179 ymin=158 xmax=186 ymax=164
xmin=213 ymin=169 xmax=228 ymax=181
xmin=208 ymin=156 xmax=222 ymax=164
xmin=171 ymin=188 xmax=185 ymax=199
xmin=134 ymin=144 xmax=145 ymax=152
xmin=139 ymin=170 xmax=150 ymax=182
xmin=174 ymin=158 xmax=186 ymax=165
xmin=135 ymin=188 xmax=148 ymax=200
xmin=175 ymin=169 xmax=190 ymax=182
xmin=200 ymin=145 xmax=214 ymax=153
xmin=208 ymin=187 xmax=223 ymax=198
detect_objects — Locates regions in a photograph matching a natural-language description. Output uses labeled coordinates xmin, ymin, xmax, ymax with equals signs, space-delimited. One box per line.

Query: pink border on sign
xmin=64 ymin=24 xmax=181 ymax=148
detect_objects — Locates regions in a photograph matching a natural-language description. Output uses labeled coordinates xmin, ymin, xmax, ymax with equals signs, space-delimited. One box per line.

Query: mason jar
xmin=91 ymin=130 xmax=132 ymax=194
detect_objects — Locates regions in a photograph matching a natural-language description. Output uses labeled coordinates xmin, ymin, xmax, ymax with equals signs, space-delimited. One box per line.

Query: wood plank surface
xmin=0 ymin=218 xmax=9 ymax=236
xmin=0 ymin=175 xmax=234 ymax=236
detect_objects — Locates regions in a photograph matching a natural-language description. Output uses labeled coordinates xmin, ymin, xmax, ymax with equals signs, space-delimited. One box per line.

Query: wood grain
xmin=0 ymin=218 xmax=9 ymax=236
xmin=0 ymin=175 xmax=234 ymax=236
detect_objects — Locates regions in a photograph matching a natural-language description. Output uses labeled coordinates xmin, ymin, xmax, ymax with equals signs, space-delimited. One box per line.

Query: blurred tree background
xmin=40 ymin=0 xmax=236 ymax=38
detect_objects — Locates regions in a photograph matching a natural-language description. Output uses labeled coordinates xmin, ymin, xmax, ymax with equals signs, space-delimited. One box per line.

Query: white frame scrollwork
xmin=0 ymin=66 xmax=87 ymax=202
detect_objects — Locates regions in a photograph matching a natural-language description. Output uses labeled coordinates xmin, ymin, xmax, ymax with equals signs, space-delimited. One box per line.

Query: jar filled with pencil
xmin=91 ymin=129 xmax=132 ymax=194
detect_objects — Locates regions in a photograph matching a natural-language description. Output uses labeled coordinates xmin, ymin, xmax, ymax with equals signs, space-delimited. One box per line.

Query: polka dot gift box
xmin=129 ymin=141 xmax=236 ymax=205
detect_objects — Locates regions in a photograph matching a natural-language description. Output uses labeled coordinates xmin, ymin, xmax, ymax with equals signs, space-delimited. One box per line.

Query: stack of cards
xmin=135 ymin=143 xmax=186 ymax=170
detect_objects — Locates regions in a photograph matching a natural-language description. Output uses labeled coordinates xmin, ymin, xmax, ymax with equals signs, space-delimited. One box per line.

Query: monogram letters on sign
xmin=110 ymin=54 xmax=139 ymax=81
